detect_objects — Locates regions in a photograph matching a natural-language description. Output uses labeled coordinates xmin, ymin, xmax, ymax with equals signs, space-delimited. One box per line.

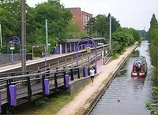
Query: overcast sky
xmin=27 ymin=0 xmax=158 ymax=31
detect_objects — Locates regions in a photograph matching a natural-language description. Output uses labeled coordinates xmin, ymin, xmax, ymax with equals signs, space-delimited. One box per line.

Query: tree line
xmin=145 ymin=13 xmax=158 ymax=114
xmin=0 ymin=0 xmax=141 ymax=57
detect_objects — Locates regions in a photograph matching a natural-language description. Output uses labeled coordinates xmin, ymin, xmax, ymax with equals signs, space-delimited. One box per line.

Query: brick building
xmin=66 ymin=7 xmax=93 ymax=31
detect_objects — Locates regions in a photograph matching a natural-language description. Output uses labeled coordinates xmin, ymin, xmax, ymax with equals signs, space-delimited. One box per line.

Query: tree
xmin=85 ymin=17 xmax=95 ymax=37
xmin=149 ymin=24 xmax=158 ymax=68
xmin=0 ymin=0 xmax=21 ymax=50
xmin=86 ymin=14 xmax=121 ymax=38
xmin=0 ymin=0 xmax=73 ymax=54
xmin=148 ymin=14 xmax=158 ymax=39
xmin=127 ymin=28 xmax=141 ymax=43
xmin=107 ymin=13 xmax=121 ymax=37
xmin=147 ymin=24 xmax=158 ymax=114
xmin=65 ymin=20 xmax=87 ymax=39
xmin=34 ymin=0 xmax=72 ymax=41
xmin=93 ymin=15 xmax=108 ymax=37
xmin=25 ymin=0 xmax=73 ymax=54
xmin=111 ymin=27 xmax=139 ymax=58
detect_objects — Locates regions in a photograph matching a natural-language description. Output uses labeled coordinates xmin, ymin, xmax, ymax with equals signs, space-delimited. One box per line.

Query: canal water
xmin=90 ymin=41 xmax=153 ymax=115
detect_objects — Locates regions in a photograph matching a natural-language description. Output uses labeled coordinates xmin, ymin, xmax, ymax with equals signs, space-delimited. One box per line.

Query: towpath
xmin=56 ymin=44 xmax=137 ymax=115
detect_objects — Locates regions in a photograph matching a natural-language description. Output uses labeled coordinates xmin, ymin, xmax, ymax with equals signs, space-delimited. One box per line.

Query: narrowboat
xmin=131 ymin=56 xmax=147 ymax=78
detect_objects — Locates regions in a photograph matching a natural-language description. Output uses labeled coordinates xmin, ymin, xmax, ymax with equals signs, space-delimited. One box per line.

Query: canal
xmin=90 ymin=41 xmax=153 ymax=115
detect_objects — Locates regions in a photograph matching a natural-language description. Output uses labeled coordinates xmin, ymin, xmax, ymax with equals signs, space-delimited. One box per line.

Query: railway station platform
xmin=56 ymin=44 xmax=138 ymax=115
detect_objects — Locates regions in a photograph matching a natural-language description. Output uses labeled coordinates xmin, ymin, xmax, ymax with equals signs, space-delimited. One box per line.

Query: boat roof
xmin=134 ymin=56 xmax=146 ymax=64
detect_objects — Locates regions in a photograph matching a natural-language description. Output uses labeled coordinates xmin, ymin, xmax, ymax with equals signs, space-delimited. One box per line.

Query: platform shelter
xmin=55 ymin=38 xmax=105 ymax=54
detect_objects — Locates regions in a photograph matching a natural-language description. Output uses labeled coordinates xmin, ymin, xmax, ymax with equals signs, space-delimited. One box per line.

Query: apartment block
xmin=66 ymin=7 xmax=93 ymax=31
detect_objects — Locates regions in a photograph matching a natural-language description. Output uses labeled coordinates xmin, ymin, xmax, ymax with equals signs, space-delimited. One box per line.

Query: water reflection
xmin=131 ymin=49 xmax=140 ymax=57
xmin=90 ymin=41 xmax=152 ymax=115
xmin=131 ymin=77 xmax=145 ymax=93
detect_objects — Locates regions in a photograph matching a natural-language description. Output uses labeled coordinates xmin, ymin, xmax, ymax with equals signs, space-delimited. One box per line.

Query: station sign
xmin=10 ymin=47 xmax=14 ymax=50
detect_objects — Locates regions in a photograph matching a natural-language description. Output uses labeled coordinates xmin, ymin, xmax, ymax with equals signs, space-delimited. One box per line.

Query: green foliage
xmin=127 ymin=28 xmax=141 ymax=43
xmin=146 ymin=15 xmax=158 ymax=115
xmin=145 ymin=101 xmax=158 ymax=115
xmin=35 ymin=97 xmax=49 ymax=105
xmin=86 ymin=13 xmax=120 ymax=38
xmin=150 ymin=14 xmax=158 ymax=29
xmin=148 ymin=14 xmax=158 ymax=39
xmin=147 ymin=15 xmax=158 ymax=115
xmin=153 ymin=86 xmax=158 ymax=99
xmin=0 ymin=1 xmax=72 ymax=56
xmin=149 ymin=24 xmax=158 ymax=77
xmin=0 ymin=1 xmax=21 ymax=38
xmin=145 ymin=101 xmax=154 ymax=111
xmin=111 ymin=41 xmax=122 ymax=58
xmin=93 ymin=15 xmax=107 ymax=37
xmin=64 ymin=20 xmax=87 ymax=39
xmin=49 ymin=36 xmax=59 ymax=53
xmin=145 ymin=87 xmax=158 ymax=115
xmin=34 ymin=0 xmax=72 ymax=41
xmin=0 ymin=0 xmax=141 ymax=59
xmin=139 ymin=30 xmax=148 ymax=40
xmin=110 ymin=27 xmax=139 ymax=57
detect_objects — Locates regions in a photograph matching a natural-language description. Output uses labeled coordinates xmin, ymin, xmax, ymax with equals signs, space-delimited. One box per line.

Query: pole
xmin=21 ymin=0 xmax=26 ymax=74
xmin=45 ymin=46 xmax=47 ymax=67
xmin=45 ymin=19 xmax=48 ymax=53
xmin=32 ymin=46 xmax=34 ymax=60
xmin=109 ymin=15 xmax=112 ymax=50
xmin=0 ymin=24 xmax=2 ymax=48
xmin=11 ymin=49 xmax=13 ymax=64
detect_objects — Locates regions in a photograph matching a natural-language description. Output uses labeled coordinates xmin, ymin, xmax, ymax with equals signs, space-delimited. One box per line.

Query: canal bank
xmin=56 ymin=43 xmax=138 ymax=115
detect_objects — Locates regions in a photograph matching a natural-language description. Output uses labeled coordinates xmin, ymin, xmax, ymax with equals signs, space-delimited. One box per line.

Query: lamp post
xmin=44 ymin=46 xmax=47 ymax=67
xmin=45 ymin=19 xmax=48 ymax=53
xmin=21 ymin=0 xmax=26 ymax=74
xmin=32 ymin=45 xmax=39 ymax=60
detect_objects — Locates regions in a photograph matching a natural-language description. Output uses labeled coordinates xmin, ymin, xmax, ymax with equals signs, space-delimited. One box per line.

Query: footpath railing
xmin=0 ymin=45 xmax=109 ymax=113
xmin=0 ymin=64 xmax=96 ymax=113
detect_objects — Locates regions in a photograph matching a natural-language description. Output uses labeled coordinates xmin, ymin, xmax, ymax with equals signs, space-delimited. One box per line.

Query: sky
xmin=27 ymin=0 xmax=158 ymax=31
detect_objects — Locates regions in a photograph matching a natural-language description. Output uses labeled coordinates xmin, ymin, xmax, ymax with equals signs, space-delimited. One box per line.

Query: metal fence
xmin=0 ymin=54 xmax=32 ymax=65
xmin=0 ymin=54 xmax=21 ymax=65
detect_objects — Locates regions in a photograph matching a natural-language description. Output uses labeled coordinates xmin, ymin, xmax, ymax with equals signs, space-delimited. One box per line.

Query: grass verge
xmin=11 ymin=82 xmax=89 ymax=115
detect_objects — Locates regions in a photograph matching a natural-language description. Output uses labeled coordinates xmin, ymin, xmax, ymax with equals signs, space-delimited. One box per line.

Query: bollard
xmin=64 ymin=75 xmax=69 ymax=88
xmin=83 ymin=67 xmax=87 ymax=77
xmin=9 ymin=85 xmax=16 ymax=106
xmin=44 ymin=79 xmax=49 ymax=95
